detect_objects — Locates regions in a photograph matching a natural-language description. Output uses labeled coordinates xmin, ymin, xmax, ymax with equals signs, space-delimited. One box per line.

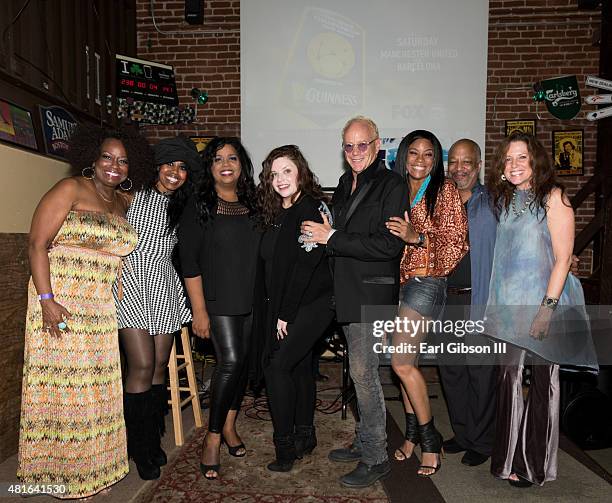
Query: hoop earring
xmin=82 ymin=166 xmax=95 ymax=179
xmin=119 ymin=178 xmax=133 ymax=191
xmin=501 ymin=174 xmax=507 ymax=181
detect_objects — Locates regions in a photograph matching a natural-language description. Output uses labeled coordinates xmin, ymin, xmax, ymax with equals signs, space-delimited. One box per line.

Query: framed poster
xmin=0 ymin=99 xmax=38 ymax=150
xmin=190 ymin=136 xmax=215 ymax=153
xmin=552 ymin=130 xmax=583 ymax=176
xmin=505 ymin=119 xmax=536 ymax=137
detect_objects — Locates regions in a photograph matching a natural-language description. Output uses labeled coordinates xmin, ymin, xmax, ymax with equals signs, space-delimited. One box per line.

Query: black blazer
xmin=327 ymin=161 xmax=409 ymax=322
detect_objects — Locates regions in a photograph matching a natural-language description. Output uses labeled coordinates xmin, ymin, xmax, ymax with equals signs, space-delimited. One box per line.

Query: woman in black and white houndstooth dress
xmin=115 ymin=135 xmax=200 ymax=480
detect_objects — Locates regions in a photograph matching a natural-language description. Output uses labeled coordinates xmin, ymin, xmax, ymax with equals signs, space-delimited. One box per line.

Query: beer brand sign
xmin=39 ymin=105 xmax=78 ymax=159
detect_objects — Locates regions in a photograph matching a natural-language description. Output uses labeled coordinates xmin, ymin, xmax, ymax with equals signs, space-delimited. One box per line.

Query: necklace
xmin=92 ymin=180 xmax=116 ymax=205
xmin=511 ymin=189 xmax=534 ymax=218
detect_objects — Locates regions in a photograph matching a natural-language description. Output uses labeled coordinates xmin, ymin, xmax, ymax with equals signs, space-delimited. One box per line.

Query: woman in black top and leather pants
xmin=179 ymin=137 xmax=260 ymax=480
xmin=258 ymin=145 xmax=334 ymax=472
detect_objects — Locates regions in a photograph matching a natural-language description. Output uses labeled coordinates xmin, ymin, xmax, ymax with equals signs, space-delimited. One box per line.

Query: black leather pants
xmin=207 ymin=313 xmax=252 ymax=433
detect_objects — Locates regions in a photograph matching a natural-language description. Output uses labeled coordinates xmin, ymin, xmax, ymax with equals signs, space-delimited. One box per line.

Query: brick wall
xmin=136 ymin=0 xmax=601 ymax=274
xmin=136 ymin=0 xmax=241 ymax=140
xmin=486 ymin=0 xmax=601 ymax=275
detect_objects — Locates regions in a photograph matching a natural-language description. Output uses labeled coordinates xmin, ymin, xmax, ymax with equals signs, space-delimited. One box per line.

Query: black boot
xmin=395 ymin=412 xmax=419 ymax=461
xmin=416 ymin=417 xmax=443 ymax=477
xmin=267 ymin=434 xmax=296 ymax=472
xmin=150 ymin=384 xmax=168 ymax=467
xmin=294 ymin=425 xmax=317 ymax=459
xmin=124 ymin=391 xmax=161 ymax=480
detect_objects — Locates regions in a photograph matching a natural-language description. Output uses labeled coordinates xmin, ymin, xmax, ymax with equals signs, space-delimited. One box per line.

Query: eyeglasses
xmin=342 ymin=138 xmax=377 ymax=154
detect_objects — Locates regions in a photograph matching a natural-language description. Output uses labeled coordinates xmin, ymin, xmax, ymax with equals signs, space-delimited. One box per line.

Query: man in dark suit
xmin=302 ymin=116 xmax=409 ymax=488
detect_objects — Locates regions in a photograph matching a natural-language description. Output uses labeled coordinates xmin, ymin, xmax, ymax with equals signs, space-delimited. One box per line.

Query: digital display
xmin=116 ymin=54 xmax=179 ymax=106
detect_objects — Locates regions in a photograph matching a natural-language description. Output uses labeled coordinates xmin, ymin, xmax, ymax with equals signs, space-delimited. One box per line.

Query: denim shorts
xmin=399 ymin=276 xmax=447 ymax=319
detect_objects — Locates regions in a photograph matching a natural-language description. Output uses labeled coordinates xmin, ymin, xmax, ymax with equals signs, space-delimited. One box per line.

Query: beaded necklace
xmin=511 ymin=189 xmax=534 ymax=218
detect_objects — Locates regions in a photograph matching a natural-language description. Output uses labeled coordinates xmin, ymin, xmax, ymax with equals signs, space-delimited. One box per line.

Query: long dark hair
xmin=194 ymin=137 xmax=257 ymax=223
xmin=487 ymin=131 xmax=567 ymax=218
xmin=257 ymin=145 xmax=324 ymax=227
xmin=394 ymin=129 xmax=445 ymax=218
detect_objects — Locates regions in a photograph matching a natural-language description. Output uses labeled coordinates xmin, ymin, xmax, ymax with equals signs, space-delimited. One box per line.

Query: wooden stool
xmin=167 ymin=327 xmax=204 ymax=445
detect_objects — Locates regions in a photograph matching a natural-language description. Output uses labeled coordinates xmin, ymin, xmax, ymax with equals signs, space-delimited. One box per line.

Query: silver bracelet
xmin=541 ymin=295 xmax=559 ymax=310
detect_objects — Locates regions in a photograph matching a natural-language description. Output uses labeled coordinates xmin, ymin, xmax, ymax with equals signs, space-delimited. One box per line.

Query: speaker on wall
xmin=185 ymin=0 xmax=204 ymax=25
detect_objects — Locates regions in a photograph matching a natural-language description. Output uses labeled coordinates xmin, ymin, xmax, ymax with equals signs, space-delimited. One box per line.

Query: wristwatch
xmin=415 ymin=232 xmax=426 ymax=248
xmin=541 ymin=295 xmax=559 ymax=310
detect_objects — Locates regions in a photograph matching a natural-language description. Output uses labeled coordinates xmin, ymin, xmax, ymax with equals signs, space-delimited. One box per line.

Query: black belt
xmin=447 ymin=286 xmax=472 ymax=295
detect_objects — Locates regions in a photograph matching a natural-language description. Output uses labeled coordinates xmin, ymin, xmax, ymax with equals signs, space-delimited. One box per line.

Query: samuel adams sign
xmin=39 ymin=105 xmax=78 ymax=160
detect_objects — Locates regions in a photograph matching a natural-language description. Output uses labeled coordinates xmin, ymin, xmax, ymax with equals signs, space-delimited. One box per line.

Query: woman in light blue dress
xmin=484 ymin=132 xmax=597 ymax=488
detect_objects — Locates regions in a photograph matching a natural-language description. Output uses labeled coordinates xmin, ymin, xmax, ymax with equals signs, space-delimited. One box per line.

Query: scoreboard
xmin=116 ymin=54 xmax=179 ymax=106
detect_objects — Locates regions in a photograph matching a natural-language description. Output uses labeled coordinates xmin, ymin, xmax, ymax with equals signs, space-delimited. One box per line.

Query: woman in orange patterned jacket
xmin=385 ymin=129 xmax=468 ymax=478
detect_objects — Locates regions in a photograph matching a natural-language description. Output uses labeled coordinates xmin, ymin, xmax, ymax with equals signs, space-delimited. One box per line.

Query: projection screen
xmin=241 ymin=0 xmax=489 ymax=187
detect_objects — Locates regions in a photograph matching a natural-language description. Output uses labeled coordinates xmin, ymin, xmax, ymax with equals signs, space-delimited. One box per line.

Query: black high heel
xmin=416 ymin=418 xmax=444 ymax=477
xmin=395 ymin=412 xmax=419 ymax=461
xmin=221 ymin=434 xmax=246 ymax=458
xmin=200 ymin=462 xmax=220 ymax=480
xmin=508 ymin=474 xmax=533 ymax=488
xmin=200 ymin=434 xmax=221 ymax=480
xmin=222 ymin=435 xmax=246 ymax=457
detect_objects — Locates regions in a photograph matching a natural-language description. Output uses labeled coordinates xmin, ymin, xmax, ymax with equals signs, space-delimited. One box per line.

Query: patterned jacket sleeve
xmin=423 ymin=181 xmax=468 ymax=276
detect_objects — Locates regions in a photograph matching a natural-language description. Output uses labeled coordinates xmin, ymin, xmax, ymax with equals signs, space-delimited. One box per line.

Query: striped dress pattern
xmin=18 ymin=210 xmax=137 ymax=499
xmin=115 ymin=189 xmax=191 ymax=334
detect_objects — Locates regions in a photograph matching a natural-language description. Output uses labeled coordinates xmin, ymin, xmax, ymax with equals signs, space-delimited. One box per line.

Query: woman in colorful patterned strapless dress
xmin=17 ymin=124 xmax=154 ymax=499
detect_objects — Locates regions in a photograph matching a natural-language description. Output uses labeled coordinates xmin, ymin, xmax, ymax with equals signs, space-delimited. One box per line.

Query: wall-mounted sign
xmin=0 ymin=99 xmax=37 ymax=151
xmin=38 ymin=105 xmax=78 ymax=160
xmin=585 ymin=75 xmax=612 ymax=121
xmin=552 ymin=130 xmax=583 ymax=176
xmin=505 ymin=119 xmax=536 ymax=137
xmin=540 ymin=76 xmax=581 ymax=120
xmin=116 ymin=54 xmax=179 ymax=106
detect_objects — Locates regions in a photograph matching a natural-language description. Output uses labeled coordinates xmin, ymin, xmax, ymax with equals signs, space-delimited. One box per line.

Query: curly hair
xmin=393 ymin=129 xmax=445 ymax=218
xmin=67 ymin=124 xmax=155 ymax=192
xmin=194 ymin=137 xmax=257 ymax=224
xmin=487 ymin=131 xmax=567 ymax=219
xmin=257 ymin=145 xmax=324 ymax=227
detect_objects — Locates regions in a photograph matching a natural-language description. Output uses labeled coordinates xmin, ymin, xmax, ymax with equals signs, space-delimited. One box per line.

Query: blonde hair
xmin=342 ymin=115 xmax=379 ymax=140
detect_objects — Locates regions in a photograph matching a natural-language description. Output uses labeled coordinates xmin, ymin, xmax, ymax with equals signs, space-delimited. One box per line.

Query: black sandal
xmin=394 ymin=412 xmax=419 ymax=461
xmin=200 ymin=462 xmax=220 ymax=480
xmin=222 ymin=435 xmax=246 ymax=457
xmin=201 ymin=434 xmax=222 ymax=479
xmin=508 ymin=474 xmax=533 ymax=488
xmin=417 ymin=418 xmax=444 ymax=477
